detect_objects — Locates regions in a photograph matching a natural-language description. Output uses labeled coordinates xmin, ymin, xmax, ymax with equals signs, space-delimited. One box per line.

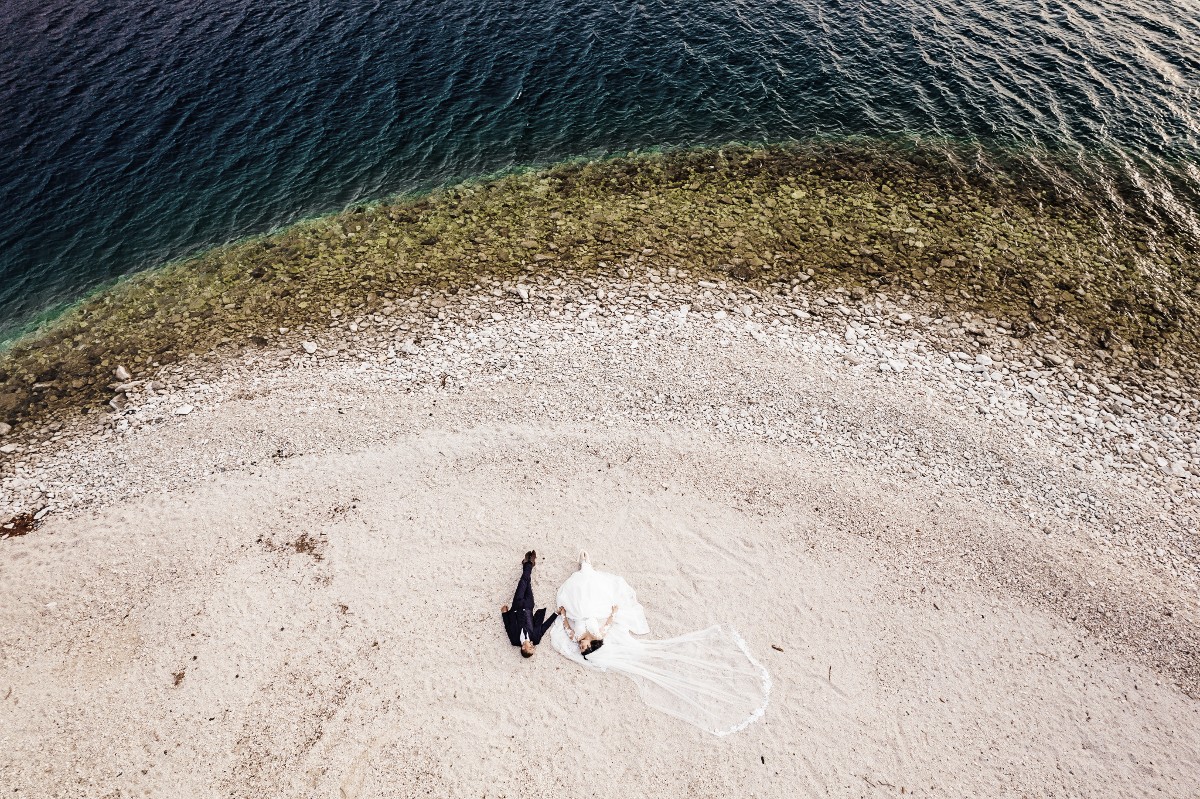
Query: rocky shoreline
xmin=2 ymin=246 xmax=1198 ymax=691
xmin=2 ymin=144 xmax=1198 ymax=695
xmin=2 ymin=144 xmax=1198 ymax=430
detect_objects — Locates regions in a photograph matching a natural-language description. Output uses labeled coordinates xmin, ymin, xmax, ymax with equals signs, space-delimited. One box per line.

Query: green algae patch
xmin=1 ymin=142 xmax=1197 ymax=427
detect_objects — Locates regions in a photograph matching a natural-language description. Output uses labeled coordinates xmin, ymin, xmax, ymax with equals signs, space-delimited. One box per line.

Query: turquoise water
xmin=2 ymin=0 xmax=1198 ymax=340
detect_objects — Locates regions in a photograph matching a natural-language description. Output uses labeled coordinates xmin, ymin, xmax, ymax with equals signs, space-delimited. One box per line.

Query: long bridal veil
xmin=586 ymin=624 xmax=771 ymax=736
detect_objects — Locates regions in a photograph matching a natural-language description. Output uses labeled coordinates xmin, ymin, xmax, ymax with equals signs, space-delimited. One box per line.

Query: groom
xmin=501 ymin=550 xmax=557 ymax=658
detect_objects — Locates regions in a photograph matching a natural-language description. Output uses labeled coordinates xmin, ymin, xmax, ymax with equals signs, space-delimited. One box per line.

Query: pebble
xmin=174 ymin=405 xmax=194 ymax=416
xmin=302 ymin=342 xmax=318 ymax=354
xmin=1167 ymin=461 xmax=1190 ymax=478
xmin=0 ymin=443 xmax=17 ymax=454
xmin=114 ymin=365 xmax=132 ymax=381
xmin=0 ymin=423 xmax=11 ymax=436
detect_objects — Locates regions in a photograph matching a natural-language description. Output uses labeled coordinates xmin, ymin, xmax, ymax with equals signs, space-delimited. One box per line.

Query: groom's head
xmin=520 ymin=640 xmax=535 ymax=659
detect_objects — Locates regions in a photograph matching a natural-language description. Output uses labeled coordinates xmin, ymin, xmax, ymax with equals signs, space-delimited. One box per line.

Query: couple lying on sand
xmin=501 ymin=550 xmax=772 ymax=736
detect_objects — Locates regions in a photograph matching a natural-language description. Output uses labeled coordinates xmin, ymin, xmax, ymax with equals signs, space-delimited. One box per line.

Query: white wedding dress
xmin=550 ymin=560 xmax=771 ymax=736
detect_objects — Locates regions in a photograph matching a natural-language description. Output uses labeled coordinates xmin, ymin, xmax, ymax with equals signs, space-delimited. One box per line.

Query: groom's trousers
xmin=511 ymin=561 xmax=556 ymax=644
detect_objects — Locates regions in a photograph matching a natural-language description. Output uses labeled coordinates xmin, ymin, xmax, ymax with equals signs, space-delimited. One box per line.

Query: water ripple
xmin=2 ymin=0 xmax=1198 ymax=339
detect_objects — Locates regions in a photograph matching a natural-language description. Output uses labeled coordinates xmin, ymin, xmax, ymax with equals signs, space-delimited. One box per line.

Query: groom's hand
xmin=501 ymin=604 xmax=509 ymax=613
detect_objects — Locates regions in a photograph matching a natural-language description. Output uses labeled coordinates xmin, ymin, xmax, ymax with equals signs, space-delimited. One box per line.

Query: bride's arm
xmin=600 ymin=605 xmax=618 ymax=636
xmin=559 ymin=607 xmax=577 ymax=642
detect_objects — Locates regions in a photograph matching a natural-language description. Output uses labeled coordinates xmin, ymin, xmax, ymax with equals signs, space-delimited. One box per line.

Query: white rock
xmin=844 ymin=326 xmax=858 ymax=345
xmin=302 ymin=341 xmax=318 ymax=354
xmin=174 ymin=405 xmax=194 ymax=416
xmin=516 ymin=285 xmax=530 ymax=302
xmin=975 ymin=354 xmax=994 ymax=367
xmin=0 ymin=422 xmax=11 ymax=436
xmin=33 ymin=507 xmax=51 ymax=521
xmin=0 ymin=443 xmax=17 ymax=454
xmin=1167 ymin=461 xmax=1190 ymax=478
xmin=889 ymin=359 xmax=909 ymax=372
xmin=114 ymin=365 xmax=132 ymax=381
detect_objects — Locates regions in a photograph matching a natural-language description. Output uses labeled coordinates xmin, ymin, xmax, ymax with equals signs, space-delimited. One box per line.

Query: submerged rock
xmin=0 ymin=143 xmax=1196 ymax=430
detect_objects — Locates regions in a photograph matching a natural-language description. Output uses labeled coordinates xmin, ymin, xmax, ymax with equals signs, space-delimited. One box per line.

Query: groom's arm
xmin=534 ymin=608 xmax=558 ymax=640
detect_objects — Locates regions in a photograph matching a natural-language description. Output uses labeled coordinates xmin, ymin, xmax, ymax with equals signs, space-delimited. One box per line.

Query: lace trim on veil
xmin=714 ymin=627 xmax=773 ymax=737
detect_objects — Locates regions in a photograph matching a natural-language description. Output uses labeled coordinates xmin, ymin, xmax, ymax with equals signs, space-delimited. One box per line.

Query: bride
xmin=550 ymin=551 xmax=771 ymax=736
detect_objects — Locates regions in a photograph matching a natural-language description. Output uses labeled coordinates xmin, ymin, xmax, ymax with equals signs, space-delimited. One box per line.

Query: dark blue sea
xmin=2 ymin=0 xmax=1198 ymax=341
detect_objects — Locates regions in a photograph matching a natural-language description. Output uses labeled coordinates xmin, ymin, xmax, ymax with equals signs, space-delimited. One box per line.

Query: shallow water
xmin=2 ymin=0 xmax=1198 ymax=340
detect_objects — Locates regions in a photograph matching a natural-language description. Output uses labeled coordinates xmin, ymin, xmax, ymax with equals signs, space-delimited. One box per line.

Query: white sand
xmin=2 ymin=277 xmax=1199 ymax=797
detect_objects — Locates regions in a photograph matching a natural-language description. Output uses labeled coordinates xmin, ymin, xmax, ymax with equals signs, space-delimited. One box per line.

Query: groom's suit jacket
xmin=502 ymin=607 xmax=557 ymax=647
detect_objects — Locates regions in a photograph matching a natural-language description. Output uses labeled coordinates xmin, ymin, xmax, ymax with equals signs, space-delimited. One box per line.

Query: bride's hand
xmin=558 ymin=606 xmax=565 ymax=615
xmin=611 ymin=605 xmax=619 ymax=613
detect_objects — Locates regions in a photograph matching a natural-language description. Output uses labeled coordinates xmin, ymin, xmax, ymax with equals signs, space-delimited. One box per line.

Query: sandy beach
xmin=2 ymin=252 xmax=1198 ymax=796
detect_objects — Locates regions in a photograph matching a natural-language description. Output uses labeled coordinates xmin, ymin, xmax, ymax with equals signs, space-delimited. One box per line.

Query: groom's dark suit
xmin=502 ymin=561 xmax=557 ymax=647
